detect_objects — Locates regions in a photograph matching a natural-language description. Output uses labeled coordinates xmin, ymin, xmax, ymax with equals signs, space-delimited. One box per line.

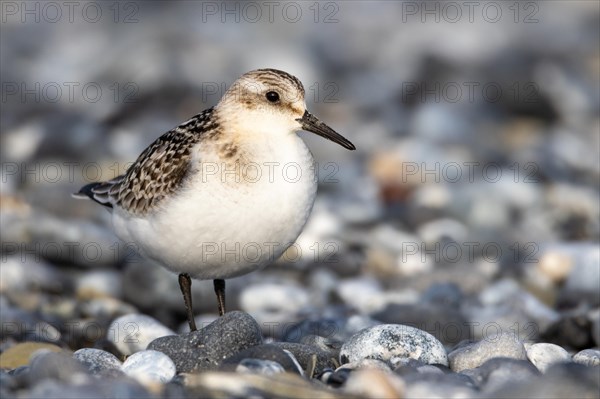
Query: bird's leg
xmin=214 ymin=279 xmax=226 ymax=316
xmin=178 ymin=273 xmax=197 ymax=331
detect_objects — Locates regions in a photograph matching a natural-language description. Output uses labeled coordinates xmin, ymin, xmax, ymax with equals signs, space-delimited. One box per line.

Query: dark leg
xmin=178 ymin=273 xmax=197 ymax=331
xmin=214 ymin=279 xmax=226 ymax=316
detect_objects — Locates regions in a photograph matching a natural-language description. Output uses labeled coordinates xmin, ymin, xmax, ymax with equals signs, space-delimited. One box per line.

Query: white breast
xmin=112 ymin=133 xmax=317 ymax=280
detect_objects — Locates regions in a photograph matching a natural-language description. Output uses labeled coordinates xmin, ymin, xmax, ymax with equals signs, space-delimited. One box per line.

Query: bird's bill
xmin=297 ymin=111 xmax=356 ymax=150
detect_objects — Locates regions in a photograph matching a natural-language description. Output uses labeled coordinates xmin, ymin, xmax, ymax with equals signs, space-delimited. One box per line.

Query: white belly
xmin=112 ymin=135 xmax=317 ymax=280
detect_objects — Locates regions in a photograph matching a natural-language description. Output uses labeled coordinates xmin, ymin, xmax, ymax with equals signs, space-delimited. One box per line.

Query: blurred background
xmin=1 ymin=1 xmax=599 ymax=351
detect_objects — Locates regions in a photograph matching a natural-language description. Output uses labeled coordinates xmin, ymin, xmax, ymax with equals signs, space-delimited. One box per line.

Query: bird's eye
xmin=266 ymin=91 xmax=280 ymax=103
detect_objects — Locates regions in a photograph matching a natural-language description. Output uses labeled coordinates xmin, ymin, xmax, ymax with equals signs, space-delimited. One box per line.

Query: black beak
xmin=296 ymin=111 xmax=355 ymax=150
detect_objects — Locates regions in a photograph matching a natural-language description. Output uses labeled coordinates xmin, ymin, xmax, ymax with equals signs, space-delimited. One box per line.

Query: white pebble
xmin=340 ymin=324 xmax=448 ymax=366
xmin=108 ymin=314 xmax=175 ymax=355
xmin=121 ymin=350 xmax=176 ymax=385
xmin=239 ymin=282 xmax=310 ymax=314
xmin=526 ymin=343 xmax=571 ymax=372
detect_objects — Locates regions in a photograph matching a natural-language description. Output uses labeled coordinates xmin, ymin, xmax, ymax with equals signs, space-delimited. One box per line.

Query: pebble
xmin=220 ymin=344 xmax=302 ymax=374
xmin=121 ymin=349 xmax=176 ymax=385
xmin=421 ymin=282 xmax=463 ymax=308
xmin=273 ymin=342 xmax=337 ymax=376
xmin=3 ymin=6 xmax=599 ymax=399
xmin=236 ymin=359 xmax=286 ymax=375
xmin=336 ymin=276 xmax=385 ymax=314
xmin=489 ymin=362 xmax=600 ymax=398
xmin=0 ymin=256 xmax=65 ymax=294
xmin=75 ymin=270 xmax=123 ymax=299
xmin=342 ymin=368 xmax=405 ymax=399
xmin=107 ymin=314 xmax=175 ymax=356
xmin=73 ymin=348 xmax=122 ymax=374
xmin=393 ymin=358 xmax=446 ymax=376
xmin=541 ymin=312 xmax=595 ymax=350
xmin=28 ymin=351 xmax=90 ymax=384
xmin=559 ymin=243 xmax=600 ymax=306
xmin=537 ymin=249 xmax=573 ymax=283
xmin=299 ymin=334 xmax=343 ymax=357
xmin=340 ymin=324 xmax=448 ymax=367
xmin=0 ymin=342 xmax=62 ymax=369
xmin=26 ymin=378 xmax=152 ymax=399
xmin=78 ymin=297 xmax=138 ymax=320
xmin=239 ymin=282 xmax=310 ymax=315
xmin=282 ymin=317 xmax=346 ymax=342
xmin=17 ymin=215 xmax=120 ymax=268
xmin=526 ymin=343 xmax=571 ymax=372
xmin=448 ymin=333 xmax=527 ymax=372
xmin=401 ymin=372 xmax=477 ymax=398
xmin=572 ymin=348 xmax=600 ymax=367
xmin=338 ymin=358 xmax=391 ymax=372
xmin=416 ymin=218 xmax=469 ymax=246
xmin=465 ymin=357 xmax=540 ymax=392
xmin=148 ymin=311 xmax=263 ymax=372
xmin=183 ymin=371 xmax=352 ymax=399
xmin=371 ymin=303 xmax=470 ymax=346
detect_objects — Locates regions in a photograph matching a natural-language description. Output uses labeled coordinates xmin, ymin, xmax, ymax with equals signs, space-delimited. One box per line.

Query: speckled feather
xmin=77 ymin=108 xmax=219 ymax=216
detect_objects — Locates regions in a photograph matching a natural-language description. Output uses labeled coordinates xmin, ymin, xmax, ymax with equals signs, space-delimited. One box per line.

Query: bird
xmin=74 ymin=68 xmax=355 ymax=331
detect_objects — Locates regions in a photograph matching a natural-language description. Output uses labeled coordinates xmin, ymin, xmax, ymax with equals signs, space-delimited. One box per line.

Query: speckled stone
xmin=340 ymin=324 xmax=448 ymax=367
xmin=73 ymin=348 xmax=122 ymax=374
xmin=148 ymin=311 xmax=263 ymax=373
xmin=573 ymin=349 xmax=600 ymax=367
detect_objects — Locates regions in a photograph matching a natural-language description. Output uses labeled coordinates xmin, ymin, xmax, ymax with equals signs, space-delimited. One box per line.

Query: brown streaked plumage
xmin=75 ymin=108 xmax=220 ymax=216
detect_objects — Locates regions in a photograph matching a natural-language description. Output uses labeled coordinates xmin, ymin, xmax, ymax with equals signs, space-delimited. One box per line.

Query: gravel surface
xmin=1 ymin=2 xmax=599 ymax=398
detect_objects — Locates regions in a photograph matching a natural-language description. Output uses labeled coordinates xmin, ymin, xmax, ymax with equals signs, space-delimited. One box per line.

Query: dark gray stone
xmin=541 ymin=313 xmax=595 ymax=350
xmin=467 ymin=358 xmax=540 ymax=391
xmin=148 ymin=311 xmax=262 ymax=373
xmin=486 ymin=362 xmax=600 ymax=398
xmin=282 ymin=318 xmax=345 ymax=342
xmin=299 ymin=334 xmax=342 ymax=359
xmin=421 ymin=283 xmax=463 ymax=308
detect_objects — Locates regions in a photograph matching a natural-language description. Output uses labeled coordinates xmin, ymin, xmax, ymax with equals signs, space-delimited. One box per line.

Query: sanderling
xmin=74 ymin=68 xmax=355 ymax=330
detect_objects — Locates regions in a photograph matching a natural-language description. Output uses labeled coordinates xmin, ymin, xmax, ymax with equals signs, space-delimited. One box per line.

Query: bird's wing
xmin=73 ymin=107 xmax=217 ymax=215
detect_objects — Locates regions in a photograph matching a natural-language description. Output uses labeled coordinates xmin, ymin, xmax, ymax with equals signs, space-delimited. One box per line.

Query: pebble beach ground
xmin=1 ymin=2 xmax=599 ymax=398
